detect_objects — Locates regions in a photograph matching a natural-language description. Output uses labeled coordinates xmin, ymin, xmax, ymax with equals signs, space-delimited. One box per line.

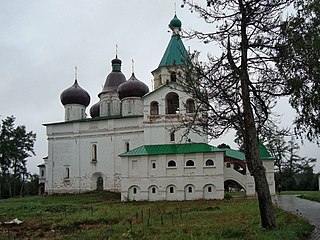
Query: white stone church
xmin=38 ymin=15 xmax=275 ymax=201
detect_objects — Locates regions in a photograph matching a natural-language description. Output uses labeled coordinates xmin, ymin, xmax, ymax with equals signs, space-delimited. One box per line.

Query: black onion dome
xmin=60 ymin=80 xmax=90 ymax=107
xmin=99 ymin=57 xmax=126 ymax=96
xmin=117 ymin=73 xmax=149 ymax=100
xmin=90 ymin=102 xmax=100 ymax=118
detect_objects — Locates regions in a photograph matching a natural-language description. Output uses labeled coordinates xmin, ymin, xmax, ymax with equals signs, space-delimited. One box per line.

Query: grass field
xmin=282 ymin=191 xmax=320 ymax=203
xmin=0 ymin=192 xmax=314 ymax=239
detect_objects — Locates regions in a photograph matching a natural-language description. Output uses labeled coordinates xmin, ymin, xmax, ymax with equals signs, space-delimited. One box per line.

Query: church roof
xmin=120 ymin=143 xmax=223 ymax=157
xmin=258 ymin=142 xmax=273 ymax=159
xmin=158 ymin=34 xmax=191 ymax=68
xmin=120 ymin=142 xmax=274 ymax=161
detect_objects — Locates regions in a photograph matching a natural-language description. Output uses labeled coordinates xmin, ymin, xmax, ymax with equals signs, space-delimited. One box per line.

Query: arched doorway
xmin=224 ymin=180 xmax=245 ymax=192
xmin=97 ymin=176 xmax=104 ymax=191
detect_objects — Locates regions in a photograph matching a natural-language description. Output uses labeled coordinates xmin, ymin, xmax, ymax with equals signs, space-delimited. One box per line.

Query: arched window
xmin=188 ymin=186 xmax=193 ymax=193
xmin=125 ymin=142 xmax=130 ymax=152
xmin=186 ymin=160 xmax=195 ymax=167
xmin=208 ymin=186 xmax=212 ymax=192
xmin=165 ymin=92 xmax=179 ymax=114
xmin=168 ymin=160 xmax=176 ymax=167
xmin=150 ymin=101 xmax=159 ymax=115
xmin=186 ymin=99 xmax=195 ymax=113
xmin=133 ymin=187 xmax=137 ymax=194
xmin=205 ymin=159 xmax=214 ymax=166
xmin=170 ymin=186 xmax=174 ymax=193
xmin=152 ymin=187 xmax=156 ymax=194
xmin=170 ymin=132 xmax=175 ymax=142
xmin=92 ymin=144 xmax=97 ymax=161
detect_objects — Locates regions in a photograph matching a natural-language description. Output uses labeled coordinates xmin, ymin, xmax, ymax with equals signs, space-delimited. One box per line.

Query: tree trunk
xmin=241 ymin=75 xmax=276 ymax=228
xmin=239 ymin=0 xmax=276 ymax=228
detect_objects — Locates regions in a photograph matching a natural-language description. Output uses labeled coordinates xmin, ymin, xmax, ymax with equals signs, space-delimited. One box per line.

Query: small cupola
xmin=169 ymin=14 xmax=182 ymax=35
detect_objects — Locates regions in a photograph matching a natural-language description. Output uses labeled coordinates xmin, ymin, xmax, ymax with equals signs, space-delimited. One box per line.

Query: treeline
xmin=266 ymin=135 xmax=318 ymax=191
xmin=0 ymin=116 xmax=37 ymax=198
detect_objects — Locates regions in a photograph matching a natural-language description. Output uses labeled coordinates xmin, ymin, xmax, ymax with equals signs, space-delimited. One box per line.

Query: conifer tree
xmin=180 ymin=0 xmax=292 ymax=228
xmin=0 ymin=116 xmax=36 ymax=198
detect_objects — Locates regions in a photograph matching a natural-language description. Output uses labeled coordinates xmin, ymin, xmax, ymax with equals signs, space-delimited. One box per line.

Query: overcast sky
xmin=0 ymin=0 xmax=319 ymax=174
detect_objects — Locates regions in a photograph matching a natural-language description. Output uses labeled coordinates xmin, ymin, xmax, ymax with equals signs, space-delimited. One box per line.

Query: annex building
xmin=38 ymin=14 xmax=275 ymax=201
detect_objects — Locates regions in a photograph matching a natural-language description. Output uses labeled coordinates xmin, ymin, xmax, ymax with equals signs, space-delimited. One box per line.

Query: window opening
xmin=65 ymin=167 xmax=70 ymax=179
xmin=133 ymin=187 xmax=137 ymax=194
xmin=170 ymin=71 xmax=177 ymax=82
xmin=107 ymin=102 xmax=111 ymax=116
xmin=152 ymin=187 xmax=156 ymax=194
xmin=186 ymin=160 xmax=195 ymax=167
xmin=168 ymin=160 xmax=176 ymax=167
xmin=150 ymin=101 xmax=159 ymax=115
xmin=208 ymin=186 xmax=212 ymax=192
xmin=125 ymin=142 xmax=130 ymax=152
xmin=165 ymin=92 xmax=179 ymax=114
xmin=152 ymin=162 xmax=156 ymax=169
xmin=186 ymin=99 xmax=195 ymax=113
xmin=170 ymin=132 xmax=175 ymax=142
xmin=170 ymin=186 xmax=174 ymax=193
xmin=205 ymin=159 xmax=214 ymax=166
xmin=188 ymin=186 xmax=192 ymax=193
xmin=92 ymin=144 xmax=97 ymax=161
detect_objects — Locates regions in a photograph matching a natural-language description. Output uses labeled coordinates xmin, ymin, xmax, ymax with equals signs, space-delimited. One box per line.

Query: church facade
xmin=39 ymin=15 xmax=275 ymax=201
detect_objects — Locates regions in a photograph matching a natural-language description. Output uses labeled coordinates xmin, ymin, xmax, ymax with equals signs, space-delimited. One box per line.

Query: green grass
xmin=282 ymin=191 xmax=320 ymax=203
xmin=0 ymin=192 xmax=314 ymax=239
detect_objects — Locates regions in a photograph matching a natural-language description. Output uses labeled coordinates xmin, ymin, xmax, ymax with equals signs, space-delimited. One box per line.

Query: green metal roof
xmin=120 ymin=143 xmax=274 ymax=161
xmin=223 ymin=148 xmax=246 ymax=161
xmin=258 ymin=142 xmax=273 ymax=160
xmin=119 ymin=143 xmax=223 ymax=157
xmin=158 ymin=35 xmax=191 ymax=67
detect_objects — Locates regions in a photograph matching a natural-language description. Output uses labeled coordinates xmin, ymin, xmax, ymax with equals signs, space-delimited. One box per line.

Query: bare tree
xmin=180 ymin=0 xmax=292 ymax=228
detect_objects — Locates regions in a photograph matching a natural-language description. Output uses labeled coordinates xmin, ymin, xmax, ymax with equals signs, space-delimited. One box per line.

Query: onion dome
xmin=169 ymin=14 xmax=182 ymax=30
xmin=60 ymin=80 xmax=90 ymax=107
xmin=90 ymin=102 xmax=100 ymax=118
xmin=99 ymin=56 xmax=126 ymax=96
xmin=117 ymin=73 xmax=149 ymax=100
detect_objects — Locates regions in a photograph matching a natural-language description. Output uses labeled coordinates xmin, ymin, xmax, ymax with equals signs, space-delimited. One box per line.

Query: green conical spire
xmin=158 ymin=15 xmax=190 ymax=68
